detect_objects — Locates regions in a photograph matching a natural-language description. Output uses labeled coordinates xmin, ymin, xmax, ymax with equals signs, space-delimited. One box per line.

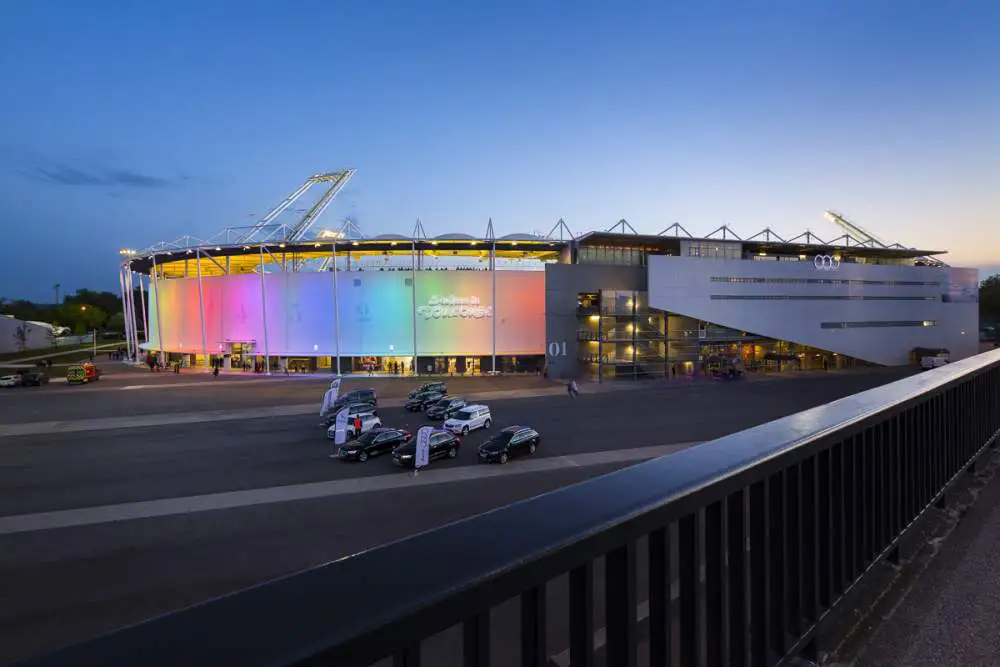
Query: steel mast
xmin=237 ymin=170 xmax=355 ymax=243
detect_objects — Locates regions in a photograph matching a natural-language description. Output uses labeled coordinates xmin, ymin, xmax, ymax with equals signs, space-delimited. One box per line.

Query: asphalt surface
xmin=0 ymin=366 xmax=914 ymax=665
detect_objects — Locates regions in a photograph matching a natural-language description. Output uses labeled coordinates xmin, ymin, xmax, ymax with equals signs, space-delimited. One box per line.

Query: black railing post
xmin=605 ymin=541 xmax=637 ymax=667
xmin=520 ymin=585 xmax=547 ymax=667
xmin=648 ymin=528 xmax=670 ymax=667
xmin=462 ymin=613 xmax=490 ymax=667
xmin=569 ymin=563 xmax=594 ymax=667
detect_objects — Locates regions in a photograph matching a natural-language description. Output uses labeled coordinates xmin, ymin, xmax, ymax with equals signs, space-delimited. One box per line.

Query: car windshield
xmin=453 ymin=409 xmax=475 ymax=421
xmin=432 ymin=398 xmax=451 ymax=407
xmin=356 ymin=431 xmax=380 ymax=445
xmin=489 ymin=431 xmax=515 ymax=444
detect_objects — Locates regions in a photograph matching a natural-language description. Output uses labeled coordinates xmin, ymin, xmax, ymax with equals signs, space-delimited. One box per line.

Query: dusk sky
xmin=0 ymin=0 xmax=997 ymax=302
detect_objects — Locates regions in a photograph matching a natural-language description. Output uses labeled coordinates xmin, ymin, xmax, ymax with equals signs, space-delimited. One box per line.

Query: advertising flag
xmin=320 ymin=377 xmax=342 ymax=416
xmin=334 ymin=407 xmax=349 ymax=446
xmin=415 ymin=426 xmax=432 ymax=469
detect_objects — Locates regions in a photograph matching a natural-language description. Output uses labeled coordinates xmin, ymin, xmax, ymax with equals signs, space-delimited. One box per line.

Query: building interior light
xmin=279 ymin=243 xmax=286 ymax=249
xmin=798 ymin=254 xmax=807 ymax=260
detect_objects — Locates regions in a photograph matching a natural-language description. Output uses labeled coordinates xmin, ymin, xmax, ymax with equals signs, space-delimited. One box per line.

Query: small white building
xmin=0 ymin=315 xmax=64 ymax=354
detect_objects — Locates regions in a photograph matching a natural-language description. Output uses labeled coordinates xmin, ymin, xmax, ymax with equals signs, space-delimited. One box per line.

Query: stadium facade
xmin=118 ymin=175 xmax=979 ymax=379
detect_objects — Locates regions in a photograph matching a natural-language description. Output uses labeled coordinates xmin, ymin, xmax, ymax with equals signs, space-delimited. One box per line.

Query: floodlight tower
xmin=237 ymin=170 xmax=356 ymax=243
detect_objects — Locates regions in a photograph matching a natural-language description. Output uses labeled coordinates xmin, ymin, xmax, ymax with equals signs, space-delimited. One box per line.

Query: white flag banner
xmin=334 ymin=408 xmax=349 ymax=446
xmin=415 ymin=426 xmax=432 ymax=469
xmin=320 ymin=377 xmax=342 ymax=417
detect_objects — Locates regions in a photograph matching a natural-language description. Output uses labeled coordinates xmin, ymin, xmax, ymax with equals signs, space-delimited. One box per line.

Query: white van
xmin=444 ymin=404 xmax=492 ymax=435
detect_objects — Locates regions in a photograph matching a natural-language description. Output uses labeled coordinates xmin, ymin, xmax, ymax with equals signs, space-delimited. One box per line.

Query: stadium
xmin=118 ymin=170 xmax=981 ymax=379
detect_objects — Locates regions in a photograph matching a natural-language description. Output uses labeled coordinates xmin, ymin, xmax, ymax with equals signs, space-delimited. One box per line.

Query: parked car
xmin=408 ymin=381 xmax=446 ymax=399
xmin=325 ymin=401 xmax=379 ymax=426
xmin=333 ymin=388 xmax=377 ymax=412
xmin=444 ymin=404 xmax=492 ymax=435
xmin=478 ymin=426 xmax=541 ymax=464
xmin=392 ymin=429 xmax=461 ymax=468
xmin=327 ymin=413 xmax=382 ymax=440
xmin=404 ymin=389 xmax=445 ymax=412
xmin=426 ymin=396 xmax=467 ymax=420
xmin=0 ymin=374 xmax=22 ymax=388
xmin=335 ymin=428 xmax=412 ymax=462
xmin=19 ymin=370 xmax=49 ymax=387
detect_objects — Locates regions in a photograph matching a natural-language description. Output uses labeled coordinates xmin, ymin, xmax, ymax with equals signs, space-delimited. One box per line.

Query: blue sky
xmin=0 ymin=0 xmax=997 ymax=301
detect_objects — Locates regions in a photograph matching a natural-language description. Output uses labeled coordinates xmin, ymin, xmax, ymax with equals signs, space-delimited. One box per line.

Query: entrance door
xmin=464 ymin=357 xmax=480 ymax=375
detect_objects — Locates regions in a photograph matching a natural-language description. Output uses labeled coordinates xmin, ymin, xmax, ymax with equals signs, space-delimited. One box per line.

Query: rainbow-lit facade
xmin=122 ymin=227 xmax=559 ymax=374
xmin=147 ymin=270 xmax=546 ymax=358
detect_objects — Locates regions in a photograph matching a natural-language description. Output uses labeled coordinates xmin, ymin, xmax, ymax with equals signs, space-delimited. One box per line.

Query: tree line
xmin=0 ymin=288 xmax=139 ymax=337
xmin=981 ymin=274 xmax=1000 ymax=325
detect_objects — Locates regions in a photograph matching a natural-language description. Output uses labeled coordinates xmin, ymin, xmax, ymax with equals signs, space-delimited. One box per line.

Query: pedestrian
xmin=353 ymin=414 xmax=362 ymax=437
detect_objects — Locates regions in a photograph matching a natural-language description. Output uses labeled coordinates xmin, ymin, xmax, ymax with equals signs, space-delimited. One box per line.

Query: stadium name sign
xmin=416 ymin=295 xmax=493 ymax=320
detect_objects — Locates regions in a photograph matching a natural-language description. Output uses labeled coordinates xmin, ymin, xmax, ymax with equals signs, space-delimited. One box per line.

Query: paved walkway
xmin=858 ymin=450 xmax=1000 ymax=665
xmin=0 ymin=440 xmax=698 ymax=536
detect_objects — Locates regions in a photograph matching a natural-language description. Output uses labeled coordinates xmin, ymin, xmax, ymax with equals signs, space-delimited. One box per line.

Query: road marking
xmin=0 ymin=441 xmax=700 ymax=535
xmin=0 ymin=386 xmax=581 ymax=437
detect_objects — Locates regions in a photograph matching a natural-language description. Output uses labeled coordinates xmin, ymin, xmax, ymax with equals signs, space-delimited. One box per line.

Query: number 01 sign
xmin=548 ymin=341 xmax=567 ymax=357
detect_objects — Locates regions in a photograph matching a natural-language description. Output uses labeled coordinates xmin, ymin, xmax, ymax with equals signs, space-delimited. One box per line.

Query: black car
xmin=425 ymin=396 xmax=467 ymax=420
xmin=478 ymin=426 xmax=540 ymax=464
xmin=335 ymin=428 xmax=412 ymax=462
xmin=20 ymin=370 xmax=50 ymax=387
xmin=326 ymin=400 xmax=379 ymax=426
xmin=404 ymin=389 xmax=445 ymax=412
xmin=408 ymin=381 xmax=446 ymax=399
xmin=333 ymin=388 xmax=377 ymax=412
xmin=392 ymin=429 xmax=461 ymax=468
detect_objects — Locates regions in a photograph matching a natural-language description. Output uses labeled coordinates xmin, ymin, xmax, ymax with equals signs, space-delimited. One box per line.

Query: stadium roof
xmin=122 ymin=216 xmax=947 ymax=276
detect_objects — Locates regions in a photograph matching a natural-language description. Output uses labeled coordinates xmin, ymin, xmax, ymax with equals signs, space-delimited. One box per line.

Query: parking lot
xmin=0 ymin=366 xmax=914 ymax=664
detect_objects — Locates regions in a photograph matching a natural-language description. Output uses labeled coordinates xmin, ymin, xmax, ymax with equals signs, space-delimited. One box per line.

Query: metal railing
xmin=17 ymin=349 xmax=1000 ymax=667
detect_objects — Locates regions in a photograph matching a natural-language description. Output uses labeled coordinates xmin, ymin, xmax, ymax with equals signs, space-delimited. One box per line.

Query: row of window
xmin=820 ymin=321 xmax=936 ymax=329
xmin=710 ymin=295 xmax=938 ymax=301
xmin=576 ymin=246 xmax=645 ymax=266
xmin=710 ymin=277 xmax=939 ymax=287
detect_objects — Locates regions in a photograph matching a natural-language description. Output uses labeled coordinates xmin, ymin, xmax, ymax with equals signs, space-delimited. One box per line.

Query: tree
xmin=981 ymin=275 xmax=1000 ymax=323
xmin=106 ymin=311 xmax=126 ymax=335
xmin=12 ymin=325 xmax=27 ymax=352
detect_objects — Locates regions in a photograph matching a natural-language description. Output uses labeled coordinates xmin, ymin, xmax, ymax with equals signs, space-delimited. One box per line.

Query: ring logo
xmin=814 ymin=255 xmax=841 ymax=271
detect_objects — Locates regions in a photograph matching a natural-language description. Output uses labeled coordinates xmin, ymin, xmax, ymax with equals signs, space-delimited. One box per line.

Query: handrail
xmin=17 ymin=349 xmax=1000 ymax=667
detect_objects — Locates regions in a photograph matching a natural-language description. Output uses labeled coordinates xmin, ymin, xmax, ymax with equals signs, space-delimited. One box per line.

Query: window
xmin=681 ymin=240 xmax=741 ymax=260
xmin=820 ymin=321 xmax=936 ymax=329
xmin=710 ymin=295 xmax=937 ymax=301
xmin=710 ymin=277 xmax=939 ymax=286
